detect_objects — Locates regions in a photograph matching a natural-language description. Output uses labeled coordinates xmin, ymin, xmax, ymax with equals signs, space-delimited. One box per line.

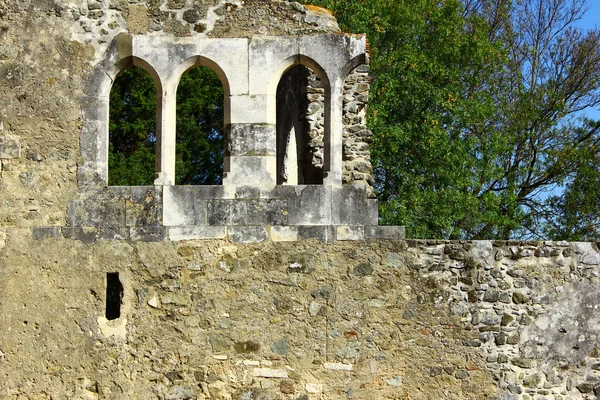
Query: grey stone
xmin=311 ymin=285 xmax=332 ymax=299
xmin=99 ymin=227 xmax=129 ymax=240
xmin=455 ymin=370 xmax=469 ymax=379
xmin=332 ymin=186 xmax=377 ymax=225
xmin=235 ymin=186 xmax=260 ymax=199
xmin=336 ymin=342 xmax=361 ymax=359
xmin=297 ymin=226 xmax=333 ymax=242
xmin=507 ymin=384 xmax=522 ymax=394
xmin=169 ymin=226 xmax=227 ymax=240
xmin=182 ymin=9 xmax=200 ymax=23
xmin=67 ymin=199 xmax=126 ymax=227
xmin=25 ymin=150 xmax=43 ymax=162
xmin=523 ymin=374 xmax=540 ymax=388
xmin=32 ymin=227 xmax=61 ymax=240
xmin=227 ymin=124 xmax=276 ymax=156
xmin=129 ymin=226 xmax=167 ymax=242
xmin=208 ymin=200 xmax=247 ymax=225
xmin=269 ymin=337 xmax=288 ymax=355
xmin=0 ymin=134 xmax=21 ymax=159
xmin=247 ymin=199 xmax=287 ymax=225
xmin=511 ymin=358 xmax=534 ymax=368
xmin=228 ymin=226 xmax=268 ymax=243
xmin=353 ymin=262 xmax=373 ymax=276
xmin=483 ymin=289 xmax=499 ymax=302
xmin=62 ymin=227 xmax=99 ymax=243
xmin=512 ymin=292 xmax=530 ymax=304
xmin=127 ymin=186 xmax=162 ymax=226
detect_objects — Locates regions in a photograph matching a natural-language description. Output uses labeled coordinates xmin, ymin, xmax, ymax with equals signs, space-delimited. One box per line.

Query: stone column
xmin=324 ymin=81 xmax=344 ymax=186
xmin=154 ymin=92 xmax=176 ymax=186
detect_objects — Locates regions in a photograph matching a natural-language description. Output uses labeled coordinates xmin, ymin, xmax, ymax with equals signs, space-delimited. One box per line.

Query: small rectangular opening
xmin=106 ymin=272 xmax=123 ymax=320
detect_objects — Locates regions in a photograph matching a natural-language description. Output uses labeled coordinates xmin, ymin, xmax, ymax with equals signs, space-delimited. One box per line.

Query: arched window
xmin=276 ymin=64 xmax=324 ymax=185
xmin=175 ymin=66 xmax=225 ymax=185
xmin=108 ymin=66 xmax=157 ymax=186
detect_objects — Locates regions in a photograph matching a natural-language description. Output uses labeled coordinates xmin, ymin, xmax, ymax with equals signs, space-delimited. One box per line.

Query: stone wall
xmin=2 ymin=1 xmax=600 ymax=399
xmin=2 ymin=235 xmax=600 ymax=399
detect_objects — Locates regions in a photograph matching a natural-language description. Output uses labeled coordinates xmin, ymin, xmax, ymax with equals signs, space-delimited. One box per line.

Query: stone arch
xmin=271 ymin=56 xmax=330 ymax=185
xmin=152 ymin=56 xmax=232 ymax=186
xmin=268 ymin=55 xmax=330 ymax=98
xmin=79 ymin=53 xmax=163 ymax=187
xmin=172 ymin=58 xmax=228 ymax=185
xmin=168 ymin=55 xmax=231 ymax=97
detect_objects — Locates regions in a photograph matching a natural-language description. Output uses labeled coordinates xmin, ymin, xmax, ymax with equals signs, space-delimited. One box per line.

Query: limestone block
xmin=235 ymin=186 xmax=260 ymax=199
xmin=271 ymin=226 xmax=298 ymax=242
xmin=132 ymin=35 xmax=190 ymax=85
xmin=80 ymin=96 xmax=109 ymax=122
xmin=80 ymin=120 xmax=108 ymax=165
xmin=129 ymin=226 xmax=167 ymax=242
xmin=247 ymin=199 xmax=288 ymax=225
xmin=169 ymin=226 xmax=227 ymax=241
xmin=227 ymin=156 xmax=276 ymax=187
xmin=335 ymin=226 xmax=364 ymax=241
xmin=163 ymin=186 xmax=207 ymax=226
xmin=227 ymin=124 xmax=276 ymax=156
xmin=207 ymin=199 xmax=247 ymax=225
xmin=198 ymin=38 xmax=249 ymax=96
xmin=323 ymin=362 xmax=353 ymax=371
xmin=126 ymin=186 xmax=163 ymax=226
xmin=252 ymin=368 xmax=288 ymax=378
xmin=249 ymin=36 xmax=299 ymax=95
xmin=0 ymin=134 xmax=21 ymax=159
xmin=99 ymin=227 xmax=130 ymax=240
xmin=227 ymin=95 xmax=275 ymax=124
xmin=298 ymin=225 xmax=334 ymax=242
xmin=364 ymin=226 xmax=405 ymax=240
xmin=228 ymin=226 xmax=268 ymax=243
xmin=332 ymin=186 xmax=377 ymax=225
xmin=283 ymin=185 xmax=332 ymax=225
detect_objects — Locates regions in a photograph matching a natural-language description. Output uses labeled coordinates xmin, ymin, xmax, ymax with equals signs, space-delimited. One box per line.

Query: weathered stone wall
xmin=2 ymin=1 xmax=600 ymax=399
xmin=342 ymin=66 xmax=373 ymax=194
xmin=2 ymin=235 xmax=600 ymax=399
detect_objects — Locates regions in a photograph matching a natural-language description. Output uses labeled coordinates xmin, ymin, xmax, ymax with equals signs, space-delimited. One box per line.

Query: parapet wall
xmin=2 ymin=235 xmax=600 ymax=399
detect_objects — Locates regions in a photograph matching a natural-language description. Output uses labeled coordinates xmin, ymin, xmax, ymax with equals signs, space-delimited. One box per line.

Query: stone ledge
xmin=365 ymin=225 xmax=405 ymax=240
xmin=169 ymin=226 xmax=227 ymax=241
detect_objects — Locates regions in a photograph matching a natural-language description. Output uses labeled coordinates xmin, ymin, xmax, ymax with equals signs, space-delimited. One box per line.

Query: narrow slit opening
xmin=105 ymin=272 xmax=123 ymax=320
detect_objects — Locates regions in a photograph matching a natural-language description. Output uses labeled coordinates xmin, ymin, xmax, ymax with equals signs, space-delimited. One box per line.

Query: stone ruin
xmin=69 ymin=5 xmax=404 ymax=243
xmin=2 ymin=1 xmax=600 ymax=399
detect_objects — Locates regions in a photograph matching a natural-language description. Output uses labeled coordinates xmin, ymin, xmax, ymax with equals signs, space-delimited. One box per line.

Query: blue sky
xmin=579 ymin=0 xmax=600 ymax=120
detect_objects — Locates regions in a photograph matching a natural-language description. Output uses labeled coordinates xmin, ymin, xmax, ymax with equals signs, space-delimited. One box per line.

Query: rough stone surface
xmin=1 ymin=1 xmax=599 ymax=399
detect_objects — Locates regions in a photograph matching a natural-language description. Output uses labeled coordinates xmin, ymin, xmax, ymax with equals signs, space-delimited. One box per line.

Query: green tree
xmin=308 ymin=0 xmax=600 ymax=239
xmin=108 ymin=66 xmax=224 ymax=186
xmin=175 ymin=66 xmax=224 ymax=185
xmin=108 ymin=66 xmax=157 ymax=186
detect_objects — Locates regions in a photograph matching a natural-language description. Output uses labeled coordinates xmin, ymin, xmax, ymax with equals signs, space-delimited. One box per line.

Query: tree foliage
xmin=108 ymin=65 xmax=224 ymax=186
xmin=108 ymin=66 xmax=157 ymax=186
xmin=175 ymin=66 xmax=224 ymax=185
xmin=307 ymin=0 xmax=600 ymax=240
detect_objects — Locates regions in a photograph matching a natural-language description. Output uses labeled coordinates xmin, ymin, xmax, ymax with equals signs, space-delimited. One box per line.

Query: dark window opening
xmin=175 ymin=66 xmax=225 ymax=185
xmin=108 ymin=66 xmax=157 ymax=186
xmin=105 ymin=272 xmax=123 ymax=320
xmin=276 ymin=65 xmax=323 ymax=185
